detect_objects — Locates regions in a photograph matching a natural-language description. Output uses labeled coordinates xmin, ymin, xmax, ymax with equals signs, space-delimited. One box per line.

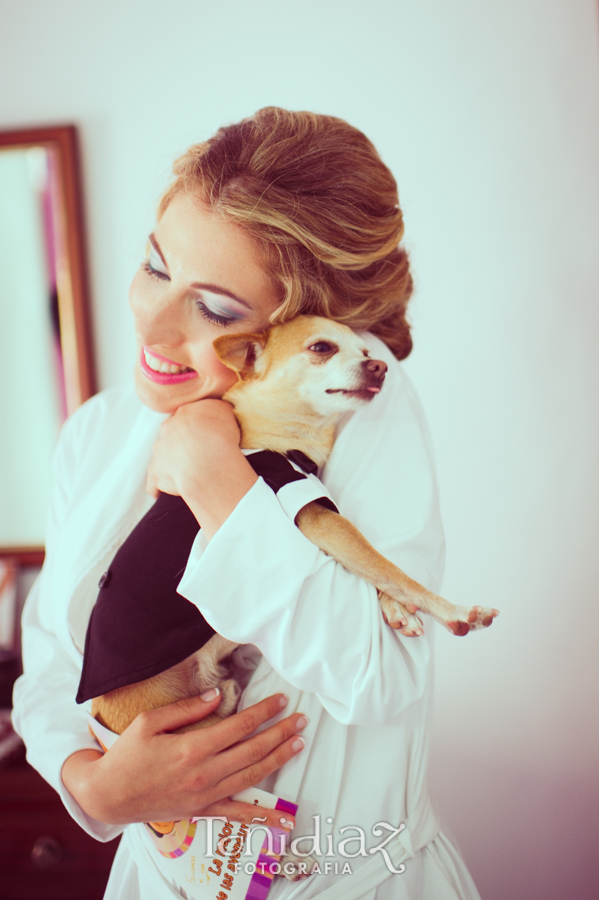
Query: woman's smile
xmin=140 ymin=347 xmax=197 ymax=383
xmin=129 ymin=191 xmax=280 ymax=414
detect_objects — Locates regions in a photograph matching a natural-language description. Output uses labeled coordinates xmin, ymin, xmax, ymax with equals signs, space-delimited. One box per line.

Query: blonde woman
xmin=13 ymin=108 xmax=481 ymax=899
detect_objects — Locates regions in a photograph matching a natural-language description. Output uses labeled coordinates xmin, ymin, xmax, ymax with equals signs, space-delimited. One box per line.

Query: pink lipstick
xmin=140 ymin=347 xmax=198 ymax=385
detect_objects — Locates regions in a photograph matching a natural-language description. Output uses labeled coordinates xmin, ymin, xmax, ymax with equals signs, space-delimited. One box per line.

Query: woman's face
xmin=129 ymin=191 xmax=280 ymax=414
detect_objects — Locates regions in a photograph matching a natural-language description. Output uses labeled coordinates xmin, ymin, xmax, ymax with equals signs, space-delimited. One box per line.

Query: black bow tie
xmin=77 ymin=449 xmax=331 ymax=703
xmin=285 ymin=449 xmax=319 ymax=476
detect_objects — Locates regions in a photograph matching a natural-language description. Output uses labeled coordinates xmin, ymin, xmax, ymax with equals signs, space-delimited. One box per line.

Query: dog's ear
xmin=212 ymin=332 xmax=268 ymax=379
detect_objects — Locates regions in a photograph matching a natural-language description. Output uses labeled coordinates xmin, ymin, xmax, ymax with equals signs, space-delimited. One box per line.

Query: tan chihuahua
xmin=217 ymin=315 xmax=499 ymax=639
xmin=91 ymin=315 xmax=498 ymax=877
xmin=92 ymin=315 xmax=498 ymax=737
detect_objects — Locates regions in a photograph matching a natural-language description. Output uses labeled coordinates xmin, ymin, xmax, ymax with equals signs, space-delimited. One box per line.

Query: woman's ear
xmin=212 ymin=332 xmax=268 ymax=379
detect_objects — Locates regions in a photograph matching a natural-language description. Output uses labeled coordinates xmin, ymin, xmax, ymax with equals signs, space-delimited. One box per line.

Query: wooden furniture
xmin=0 ymin=752 xmax=120 ymax=899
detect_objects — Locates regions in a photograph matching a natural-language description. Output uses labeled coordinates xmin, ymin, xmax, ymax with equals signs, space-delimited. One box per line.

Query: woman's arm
xmin=13 ymin=569 xmax=125 ymax=841
xmin=158 ymin=343 xmax=445 ymax=726
xmin=14 ymin=570 xmax=306 ymax=835
xmin=12 ymin=393 xmax=306 ymax=838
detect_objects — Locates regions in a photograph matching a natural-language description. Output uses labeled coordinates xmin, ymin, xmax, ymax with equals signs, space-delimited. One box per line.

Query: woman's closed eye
xmin=196 ymin=295 xmax=244 ymax=328
xmin=142 ymin=244 xmax=170 ymax=281
xmin=141 ymin=242 xmax=248 ymax=328
xmin=196 ymin=290 xmax=247 ymax=328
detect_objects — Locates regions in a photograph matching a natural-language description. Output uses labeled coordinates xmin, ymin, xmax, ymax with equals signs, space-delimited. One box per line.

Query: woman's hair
xmin=159 ymin=107 xmax=414 ymax=360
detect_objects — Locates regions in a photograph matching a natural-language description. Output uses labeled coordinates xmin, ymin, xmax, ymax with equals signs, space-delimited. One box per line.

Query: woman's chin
xmin=134 ymin=368 xmax=194 ymax=414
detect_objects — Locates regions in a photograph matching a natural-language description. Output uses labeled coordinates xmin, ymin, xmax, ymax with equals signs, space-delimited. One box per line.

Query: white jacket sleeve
xmin=178 ymin=347 xmax=446 ymax=726
xmin=11 ymin=408 xmax=125 ymax=843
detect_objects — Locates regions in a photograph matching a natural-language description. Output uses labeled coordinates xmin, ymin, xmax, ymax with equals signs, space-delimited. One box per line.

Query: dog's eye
xmin=308 ymin=342 xmax=337 ymax=354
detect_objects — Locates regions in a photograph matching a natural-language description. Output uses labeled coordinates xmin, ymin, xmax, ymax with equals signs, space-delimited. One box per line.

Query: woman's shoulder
xmin=322 ymin=332 xmax=444 ymax=572
xmin=60 ymin=383 xmax=157 ymax=444
xmin=55 ymin=383 xmax=164 ymax=476
xmin=66 ymin=381 xmax=143 ymax=424
xmin=346 ymin=331 xmax=435 ymax=451
xmin=323 ymin=331 xmax=439 ymax=504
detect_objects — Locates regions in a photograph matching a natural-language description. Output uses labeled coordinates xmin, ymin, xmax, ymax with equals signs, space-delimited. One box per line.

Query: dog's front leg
xmin=295 ymin=502 xmax=498 ymax=635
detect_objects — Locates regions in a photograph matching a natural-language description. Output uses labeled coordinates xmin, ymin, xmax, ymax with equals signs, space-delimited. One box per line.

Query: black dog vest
xmin=76 ymin=450 xmax=337 ymax=703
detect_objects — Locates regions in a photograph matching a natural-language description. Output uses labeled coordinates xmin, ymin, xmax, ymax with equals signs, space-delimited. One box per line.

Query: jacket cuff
xmin=11 ymin=689 xmax=124 ymax=843
xmin=178 ymin=476 xmax=322 ymax=640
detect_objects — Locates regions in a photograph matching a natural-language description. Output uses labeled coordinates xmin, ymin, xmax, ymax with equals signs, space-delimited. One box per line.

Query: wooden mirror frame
xmin=0 ymin=125 xmax=96 ymax=565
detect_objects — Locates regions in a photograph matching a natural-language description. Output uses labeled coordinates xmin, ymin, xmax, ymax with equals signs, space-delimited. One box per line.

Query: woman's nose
xmin=134 ymin=295 xmax=186 ymax=348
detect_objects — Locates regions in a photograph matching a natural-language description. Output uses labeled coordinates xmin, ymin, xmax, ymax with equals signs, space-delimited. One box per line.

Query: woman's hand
xmin=146 ymin=399 xmax=258 ymax=539
xmin=62 ymin=692 xmax=306 ymax=829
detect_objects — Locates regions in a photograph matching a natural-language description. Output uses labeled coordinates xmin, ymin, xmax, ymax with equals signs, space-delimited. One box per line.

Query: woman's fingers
xmin=145 ymin=462 xmax=159 ymax=498
xmin=215 ymin=711 xmax=308 ymax=777
xmin=197 ymin=800 xmax=296 ymax=831
xmin=136 ymin=689 xmax=224 ymax=735
xmin=76 ymin=693 xmax=305 ymax=824
xmin=172 ymin=694 xmax=306 ymax=813
xmin=213 ymin=733 xmax=305 ymax=803
xmin=201 ymin=693 xmax=290 ymax=755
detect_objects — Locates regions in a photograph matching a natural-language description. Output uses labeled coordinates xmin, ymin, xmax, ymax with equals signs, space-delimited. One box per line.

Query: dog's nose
xmin=362 ymin=358 xmax=387 ymax=380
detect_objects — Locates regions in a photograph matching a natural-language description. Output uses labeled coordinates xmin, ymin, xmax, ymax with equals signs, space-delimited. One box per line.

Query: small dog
xmin=216 ymin=316 xmax=499 ymax=639
xmin=93 ymin=315 xmax=499 ymax=732
xmin=90 ymin=316 xmax=498 ymax=876
xmin=92 ymin=316 xmax=498 ymax=734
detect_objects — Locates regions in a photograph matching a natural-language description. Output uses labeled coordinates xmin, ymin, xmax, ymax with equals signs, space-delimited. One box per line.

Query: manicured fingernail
xmin=291 ymin=737 xmax=304 ymax=753
xmin=280 ymin=817 xmax=295 ymax=829
xmin=279 ymin=694 xmax=289 ymax=709
xmin=200 ymin=687 xmax=220 ymax=701
xmin=295 ymin=715 xmax=308 ymax=730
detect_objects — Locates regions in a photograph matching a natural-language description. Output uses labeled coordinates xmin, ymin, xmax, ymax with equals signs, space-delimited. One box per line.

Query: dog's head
xmin=213 ymin=315 xmax=387 ymax=417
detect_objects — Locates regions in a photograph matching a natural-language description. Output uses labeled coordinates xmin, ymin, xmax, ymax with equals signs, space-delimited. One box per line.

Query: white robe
xmin=12 ymin=332 xmax=481 ymax=900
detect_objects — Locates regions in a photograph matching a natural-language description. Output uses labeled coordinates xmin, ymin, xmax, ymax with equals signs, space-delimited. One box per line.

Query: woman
xmin=13 ymin=108 xmax=481 ymax=898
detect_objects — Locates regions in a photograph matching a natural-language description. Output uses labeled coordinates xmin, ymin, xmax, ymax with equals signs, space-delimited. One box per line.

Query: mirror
xmin=0 ymin=125 xmax=95 ymax=564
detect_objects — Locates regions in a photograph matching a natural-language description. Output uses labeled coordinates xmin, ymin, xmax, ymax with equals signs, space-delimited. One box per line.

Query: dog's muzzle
xmin=361 ymin=357 xmax=387 ymax=386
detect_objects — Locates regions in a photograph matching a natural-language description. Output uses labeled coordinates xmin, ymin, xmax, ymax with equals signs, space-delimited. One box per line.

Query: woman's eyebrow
xmin=190 ymin=283 xmax=252 ymax=310
xmin=149 ymin=233 xmax=167 ymax=266
xmin=149 ymin=232 xmax=253 ymax=311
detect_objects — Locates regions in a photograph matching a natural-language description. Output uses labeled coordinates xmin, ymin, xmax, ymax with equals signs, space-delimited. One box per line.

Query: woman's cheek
xmin=189 ymin=341 xmax=238 ymax=396
xmin=128 ymin=270 xmax=147 ymax=317
xmin=203 ymin=360 xmax=239 ymax=397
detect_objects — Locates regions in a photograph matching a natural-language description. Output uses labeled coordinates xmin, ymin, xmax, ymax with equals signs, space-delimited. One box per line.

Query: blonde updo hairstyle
xmin=159 ymin=107 xmax=414 ymax=360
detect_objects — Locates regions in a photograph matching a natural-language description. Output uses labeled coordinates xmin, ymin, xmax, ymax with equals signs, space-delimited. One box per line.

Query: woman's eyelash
xmin=142 ymin=259 xmax=236 ymax=327
xmin=142 ymin=260 xmax=169 ymax=281
xmin=196 ymin=302 xmax=236 ymax=327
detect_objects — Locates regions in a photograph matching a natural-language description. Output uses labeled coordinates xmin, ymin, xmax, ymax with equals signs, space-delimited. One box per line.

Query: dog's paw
xmin=279 ymin=852 xmax=317 ymax=881
xmin=379 ymin=589 xmax=499 ymax=638
xmin=442 ymin=605 xmax=499 ymax=635
xmin=378 ymin=591 xmax=424 ymax=637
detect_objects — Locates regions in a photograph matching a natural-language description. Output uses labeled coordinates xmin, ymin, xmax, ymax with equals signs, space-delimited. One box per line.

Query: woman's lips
xmin=140 ymin=347 xmax=198 ymax=385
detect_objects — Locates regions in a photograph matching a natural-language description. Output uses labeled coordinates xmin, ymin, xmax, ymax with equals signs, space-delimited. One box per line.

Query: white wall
xmin=2 ymin=2 xmax=598 ymax=897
